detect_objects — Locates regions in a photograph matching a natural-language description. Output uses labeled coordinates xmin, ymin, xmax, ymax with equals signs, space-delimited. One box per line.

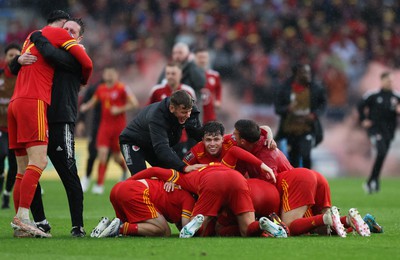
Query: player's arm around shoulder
xmin=48 ymin=27 xmax=93 ymax=84
xmin=31 ymin=31 xmax=79 ymax=73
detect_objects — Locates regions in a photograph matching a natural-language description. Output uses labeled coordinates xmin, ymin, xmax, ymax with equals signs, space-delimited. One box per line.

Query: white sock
xmin=322 ymin=211 xmax=331 ymax=225
xmin=16 ymin=207 xmax=30 ymax=221
xmin=36 ymin=219 xmax=49 ymax=225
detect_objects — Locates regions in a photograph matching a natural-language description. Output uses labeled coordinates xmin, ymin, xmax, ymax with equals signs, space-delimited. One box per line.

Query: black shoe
xmin=71 ymin=226 xmax=86 ymax=237
xmin=1 ymin=194 xmax=10 ymax=209
xmin=363 ymin=179 xmax=379 ymax=194
xmin=36 ymin=222 xmax=52 ymax=233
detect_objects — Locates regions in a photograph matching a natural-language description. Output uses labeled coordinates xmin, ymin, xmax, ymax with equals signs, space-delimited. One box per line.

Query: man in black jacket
xmin=11 ymin=18 xmax=87 ymax=237
xmin=358 ymin=72 xmax=400 ymax=194
xmin=120 ymin=90 xmax=203 ymax=174
xmin=274 ymin=64 xmax=326 ymax=169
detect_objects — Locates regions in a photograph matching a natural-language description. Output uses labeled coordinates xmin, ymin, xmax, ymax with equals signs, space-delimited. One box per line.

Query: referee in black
xmin=29 ymin=18 xmax=87 ymax=236
xmin=358 ymin=71 xmax=400 ymax=194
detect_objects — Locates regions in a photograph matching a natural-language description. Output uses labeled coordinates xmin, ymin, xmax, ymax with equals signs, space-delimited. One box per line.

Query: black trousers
xmin=85 ymin=127 xmax=98 ymax=178
xmin=120 ymin=143 xmax=148 ymax=175
xmin=0 ymin=131 xmax=17 ymax=193
xmin=120 ymin=142 xmax=181 ymax=175
xmin=47 ymin=123 xmax=83 ymax=227
xmin=286 ymin=134 xmax=314 ymax=169
xmin=368 ymin=134 xmax=392 ymax=189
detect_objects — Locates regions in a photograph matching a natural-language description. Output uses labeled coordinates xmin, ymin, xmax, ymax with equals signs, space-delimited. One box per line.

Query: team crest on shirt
xmin=132 ymin=145 xmax=140 ymax=152
xmin=111 ymin=91 xmax=119 ymax=100
xmin=201 ymin=88 xmax=212 ymax=105
xmin=184 ymin=152 xmax=194 ymax=162
xmin=208 ymin=77 xmax=216 ymax=86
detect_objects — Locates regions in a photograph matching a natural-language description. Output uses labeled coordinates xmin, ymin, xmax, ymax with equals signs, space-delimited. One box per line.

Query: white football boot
xmin=179 ymin=214 xmax=204 ymax=238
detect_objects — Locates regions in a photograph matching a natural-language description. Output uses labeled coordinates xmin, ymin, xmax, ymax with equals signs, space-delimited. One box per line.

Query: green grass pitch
xmin=0 ymin=177 xmax=399 ymax=260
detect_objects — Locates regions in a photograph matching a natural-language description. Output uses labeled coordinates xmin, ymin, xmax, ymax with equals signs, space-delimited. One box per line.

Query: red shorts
xmin=277 ymin=168 xmax=317 ymax=213
xmin=192 ymin=168 xmax=254 ymax=217
xmin=109 ymin=180 xmax=158 ymax=223
xmin=310 ymin=170 xmax=331 ymax=215
xmin=248 ymin=179 xmax=280 ymax=218
xmin=217 ymin=179 xmax=280 ymax=226
xmin=96 ymin=124 xmax=124 ymax=152
xmin=8 ymin=99 xmax=48 ymax=149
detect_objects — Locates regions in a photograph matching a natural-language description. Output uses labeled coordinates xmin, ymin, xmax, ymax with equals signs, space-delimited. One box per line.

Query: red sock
xmin=13 ymin=173 xmax=24 ymax=212
xmin=217 ymin=225 xmax=241 ymax=236
xmin=340 ymin=216 xmax=350 ymax=227
xmin=289 ymin=215 xmax=324 ymax=236
xmin=19 ymin=165 xmax=42 ymax=209
xmin=246 ymin=221 xmax=262 ymax=237
xmin=97 ymin=163 xmax=107 ymax=185
xmin=120 ymin=222 xmax=138 ymax=236
xmin=200 ymin=218 xmax=216 ymax=237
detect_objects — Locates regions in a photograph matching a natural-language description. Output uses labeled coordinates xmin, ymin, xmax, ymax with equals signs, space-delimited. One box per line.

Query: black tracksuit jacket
xmin=120 ymin=97 xmax=202 ymax=172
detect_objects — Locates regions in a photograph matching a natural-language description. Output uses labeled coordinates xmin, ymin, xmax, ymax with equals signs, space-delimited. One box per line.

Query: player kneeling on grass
xmin=213 ymin=178 xmax=285 ymax=237
xmin=131 ymin=146 xmax=287 ymax=238
xmin=91 ymin=178 xmax=195 ymax=237
xmin=233 ymin=119 xmax=377 ymax=237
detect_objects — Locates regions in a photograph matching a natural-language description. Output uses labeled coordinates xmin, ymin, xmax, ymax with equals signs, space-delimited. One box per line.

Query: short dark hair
xmin=234 ymin=119 xmax=260 ymax=143
xmin=194 ymin=47 xmax=208 ymax=54
xmin=68 ymin=17 xmax=85 ymax=36
xmin=5 ymin=42 xmax=21 ymax=54
xmin=47 ymin=10 xmax=70 ymax=24
xmin=202 ymin=121 xmax=225 ymax=137
xmin=166 ymin=61 xmax=182 ymax=70
xmin=170 ymin=90 xmax=193 ymax=109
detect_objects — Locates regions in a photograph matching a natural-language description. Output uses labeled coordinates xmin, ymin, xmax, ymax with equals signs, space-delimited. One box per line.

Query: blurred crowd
xmin=2 ymin=0 xmax=400 ymax=115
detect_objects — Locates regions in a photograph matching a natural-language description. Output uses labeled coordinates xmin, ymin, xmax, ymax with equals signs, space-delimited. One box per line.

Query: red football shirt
xmin=236 ymin=134 xmax=293 ymax=182
xmin=12 ymin=26 xmax=92 ymax=104
xmin=202 ymin=69 xmax=222 ymax=123
xmin=147 ymin=83 xmax=196 ymax=104
xmin=132 ymin=164 xmax=254 ymax=216
xmin=95 ymin=82 xmax=127 ymax=129
xmin=183 ymin=134 xmax=235 ymax=165
xmin=147 ymin=179 xmax=195 ymax=224
xmin=133 ymin=146 xmax=263 ymax=194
